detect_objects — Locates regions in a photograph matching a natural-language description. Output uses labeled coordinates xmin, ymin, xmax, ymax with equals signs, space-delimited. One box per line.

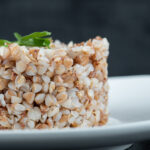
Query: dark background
xmin=0 ymin=0 xmax=150 ymax=149
xmin=0 ymin=0 xmax=150 ymax=76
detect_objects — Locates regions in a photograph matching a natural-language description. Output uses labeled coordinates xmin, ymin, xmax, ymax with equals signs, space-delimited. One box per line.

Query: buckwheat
xmin=23 ymin=92 xmax=35 ymax=104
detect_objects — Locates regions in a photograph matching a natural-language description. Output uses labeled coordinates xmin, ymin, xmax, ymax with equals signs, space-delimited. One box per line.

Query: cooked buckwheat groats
xmin=0 ymin=34 xmax=109 ymax=129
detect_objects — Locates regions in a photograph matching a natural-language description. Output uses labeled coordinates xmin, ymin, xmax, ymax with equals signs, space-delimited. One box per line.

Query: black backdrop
xmin=0 ymin=0 xmax=150 ymax=76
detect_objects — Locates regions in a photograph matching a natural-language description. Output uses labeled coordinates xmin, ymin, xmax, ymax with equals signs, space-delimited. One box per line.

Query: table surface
xmin=2 ymin=142 xmax=150 ymax=150
xmin=126 ymin=142 xmax=150 ymax=150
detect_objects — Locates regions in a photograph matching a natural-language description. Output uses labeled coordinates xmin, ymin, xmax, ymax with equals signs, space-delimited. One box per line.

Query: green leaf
xmin=18 ymin=37 xmax=50 ymax=47
xmin=0 ymin=31 xmax=52 ymax=48
xmin=43 ymin=39 xmax=51 ymax=48
xmin=21 ymin=31 xmax=51 ymax=41
xmin=14 ymin=32 xmax=22 ymax=41
xmin=0 ymin=39 xmax=11 ymax=46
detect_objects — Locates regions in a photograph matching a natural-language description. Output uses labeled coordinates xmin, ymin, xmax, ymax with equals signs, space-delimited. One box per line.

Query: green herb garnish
xmin=0 ymin=31 xmax=51 ymax=48
xmin=0 ymin=39 xmax=12 ymax=47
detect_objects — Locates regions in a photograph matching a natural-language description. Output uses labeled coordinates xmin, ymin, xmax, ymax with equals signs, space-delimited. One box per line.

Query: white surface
xmin=1 ymin=75 xmax=150 ymax=149
xmin=109 ymin=75 xmax=150 ymax=123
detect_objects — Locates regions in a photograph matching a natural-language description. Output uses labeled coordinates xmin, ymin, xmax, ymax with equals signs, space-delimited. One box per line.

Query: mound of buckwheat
xmin=0 ymin=34 xmax=109 ymax=129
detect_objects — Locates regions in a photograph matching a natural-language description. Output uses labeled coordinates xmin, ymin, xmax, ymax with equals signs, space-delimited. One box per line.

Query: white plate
xmin=0 ymin=75 xmax=150 ymax=150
